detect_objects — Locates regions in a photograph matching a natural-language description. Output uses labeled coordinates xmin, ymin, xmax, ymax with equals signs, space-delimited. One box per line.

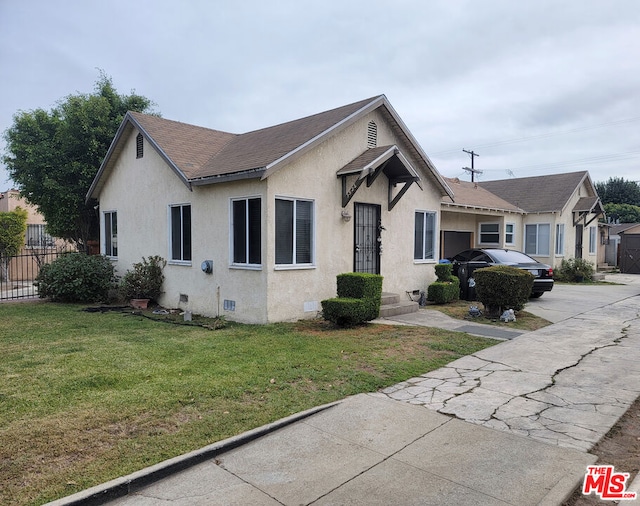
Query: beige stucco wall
xmin=263 ymin=110 xmax=443 ymax=322
xmin=98 ymin=110 xmax=447 ymax=324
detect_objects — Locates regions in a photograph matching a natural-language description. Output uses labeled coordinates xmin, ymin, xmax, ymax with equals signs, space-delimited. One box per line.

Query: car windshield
xmin=487 ymin=250 xmax=536 ymax=264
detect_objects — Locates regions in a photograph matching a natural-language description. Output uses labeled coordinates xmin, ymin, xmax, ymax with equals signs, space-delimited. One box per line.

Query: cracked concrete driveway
xmin=380 ymin=274 xmax=640 ymax=452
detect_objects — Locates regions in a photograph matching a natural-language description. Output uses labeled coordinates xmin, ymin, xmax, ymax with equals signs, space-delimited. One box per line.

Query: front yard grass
xmin=1 ymin=303 xmax=496 ymax=506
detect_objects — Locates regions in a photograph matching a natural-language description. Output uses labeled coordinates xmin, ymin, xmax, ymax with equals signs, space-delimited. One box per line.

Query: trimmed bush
xmin=555 ymin=258 xmax=594 ymax=282
xmin=120 ymin=256 xmax=166 ymax=302
xmin=36 ymin=252 xmax=116 ymax=303
xmin=427 ymin=263 xmax=460 ymax=304
xmin=322 ymin=272 xmax=383 ymax=326
xmin=474 ymin=265 xmax=534 ymax=317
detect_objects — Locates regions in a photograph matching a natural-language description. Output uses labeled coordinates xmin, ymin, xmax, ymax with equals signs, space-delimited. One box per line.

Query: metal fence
xmin=0 ymin=248 xmax=66 ymax=301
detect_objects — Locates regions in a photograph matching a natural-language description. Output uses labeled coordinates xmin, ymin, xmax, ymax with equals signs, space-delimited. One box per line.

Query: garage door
xmin=620 ymin=233 xmax=640 ymax=274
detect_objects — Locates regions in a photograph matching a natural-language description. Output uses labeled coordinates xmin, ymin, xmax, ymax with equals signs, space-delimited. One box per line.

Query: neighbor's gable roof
xmin=442 ymin=177 xmax=524 ymax=214
xmin=479 ymin=171 xmax=594 ymax=213
xmin=88 ymin=95 xmax=453 ymax=200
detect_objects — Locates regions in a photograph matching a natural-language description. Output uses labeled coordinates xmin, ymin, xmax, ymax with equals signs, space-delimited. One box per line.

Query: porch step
xmin=597 ymin=263 xmax=616 ymax=272
xmin=379 ymin=292 xmax=419 ymax=318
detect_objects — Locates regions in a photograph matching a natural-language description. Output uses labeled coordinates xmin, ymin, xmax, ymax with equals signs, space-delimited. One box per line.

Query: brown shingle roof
xmin=443 ymin=177 xmax=524 ymax=213
xmin=129 ymin=112 xmax=236 ymax=179
xmin=88 ymin=95 xmax=454 ymax=200
xmin=479 ymin=171 xmax=591 ymax=212
xmin=194 ymin=97 xmax=378 ymax=180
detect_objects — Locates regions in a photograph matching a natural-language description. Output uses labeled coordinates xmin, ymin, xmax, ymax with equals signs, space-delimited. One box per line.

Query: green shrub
xmin=322 ymin=272 xmax=383 ymax=326
xmin=555 ymin=258 xmax=594 ymax=282
xmin=120 ymin=256 xmax=166 ymax=302
xmin=36 ymin=252 xmax=116 ymax=303
xmin=427 ymin=263 xmax=460 ymax=304
xmin=474 ymin=265 xmax=534 ymax=317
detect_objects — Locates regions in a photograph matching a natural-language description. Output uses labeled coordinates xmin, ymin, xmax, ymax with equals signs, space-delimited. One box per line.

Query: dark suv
xmin=449 ymin=248 xmax=554 ymax=298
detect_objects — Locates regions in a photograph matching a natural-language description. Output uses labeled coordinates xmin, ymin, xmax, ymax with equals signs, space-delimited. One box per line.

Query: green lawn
xmin=0 ymin=303 xmax=496 ymax=505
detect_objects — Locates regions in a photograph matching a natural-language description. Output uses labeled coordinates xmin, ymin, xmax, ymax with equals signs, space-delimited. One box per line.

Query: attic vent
xmin=367 ymin=121 xmax=377 ymax=148
xmin=136 ymin=133 xmax=144 ymax=159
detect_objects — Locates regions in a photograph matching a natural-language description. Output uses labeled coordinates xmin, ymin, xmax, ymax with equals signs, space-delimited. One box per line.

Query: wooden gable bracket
xmin=388 ymin=177 xmax=419 ymax=211
xmin=366 ymin=159 xmax=388 ymax=187
xmin=573 ymin=209 xmax=604 ymax=228
xmin=342 ymin=174 xmax=366 ymax=208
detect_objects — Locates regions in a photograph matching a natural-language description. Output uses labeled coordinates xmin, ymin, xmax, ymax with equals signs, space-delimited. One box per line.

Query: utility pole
xmin=462 ymin=149 xmax=482 ymax=182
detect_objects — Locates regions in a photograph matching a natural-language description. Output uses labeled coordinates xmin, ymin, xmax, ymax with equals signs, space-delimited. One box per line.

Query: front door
xmin=575 ymin=224 xmax=583 ymax=259
xmin=354 ymin=203 xmax=381 ymax=274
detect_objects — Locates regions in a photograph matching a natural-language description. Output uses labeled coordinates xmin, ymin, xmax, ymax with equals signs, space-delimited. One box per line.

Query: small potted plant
xmin=120 ymin=256 xmax=166 ymax=308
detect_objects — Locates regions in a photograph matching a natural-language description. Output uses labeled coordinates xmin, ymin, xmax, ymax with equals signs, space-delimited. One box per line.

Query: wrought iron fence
xmin=0 ymin=248 xmax=67 ymax=301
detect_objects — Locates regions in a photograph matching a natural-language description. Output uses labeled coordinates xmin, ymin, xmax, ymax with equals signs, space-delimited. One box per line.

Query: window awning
xmin=337 ymin=145 xmax=422 ymax=210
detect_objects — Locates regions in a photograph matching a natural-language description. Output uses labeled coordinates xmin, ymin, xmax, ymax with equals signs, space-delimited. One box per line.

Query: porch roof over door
xmin=337 ymin=145 xmax=423 ymax=209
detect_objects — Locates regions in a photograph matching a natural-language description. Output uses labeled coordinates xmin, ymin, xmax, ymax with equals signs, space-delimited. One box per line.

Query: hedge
xmin=474 ymin=265 xmax=533 ymax=316
xmin=427 ymin=263 xmax=460 ymax=304
xmin=321 ymin=272 xmax=383 ymax=326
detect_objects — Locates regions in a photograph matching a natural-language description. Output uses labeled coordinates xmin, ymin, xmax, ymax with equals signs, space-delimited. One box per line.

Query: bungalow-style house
xmin=440 ymin=171 xmax=605 ymax=269
xmin=87 ymin=95 xmax=454 ymax=323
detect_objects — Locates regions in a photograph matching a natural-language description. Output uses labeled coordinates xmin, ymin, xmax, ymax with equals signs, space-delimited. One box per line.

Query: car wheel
xmin=530 ymin=292 xmax=544 ymax=298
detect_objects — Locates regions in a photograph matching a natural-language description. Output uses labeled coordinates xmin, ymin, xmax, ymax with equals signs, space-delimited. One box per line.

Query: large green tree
xmin=604 ymin=203 xmax=640 ymax=224
xmin=595 ymin=177 xmax=640 ymax=206
xmin=2 ymin=74 xmax=156 ymax=251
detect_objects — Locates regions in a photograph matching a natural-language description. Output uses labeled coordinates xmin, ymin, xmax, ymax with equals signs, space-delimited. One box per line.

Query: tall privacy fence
xmin=0 ymin=248 xmax=70 ymax=301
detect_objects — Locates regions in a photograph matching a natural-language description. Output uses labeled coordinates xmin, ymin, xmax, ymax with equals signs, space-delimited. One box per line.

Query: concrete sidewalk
xmin=48 ymin=275 xmax=640 ymax=505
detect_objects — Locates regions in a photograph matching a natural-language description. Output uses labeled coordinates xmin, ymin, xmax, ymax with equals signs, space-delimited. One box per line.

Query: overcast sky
xmin=1 ymin=0 xmax=639 ymax=190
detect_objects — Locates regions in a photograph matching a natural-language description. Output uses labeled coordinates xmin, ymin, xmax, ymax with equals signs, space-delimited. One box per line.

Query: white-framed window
xmin=25 ymin=224 xmax=55 ymax=248
xmin=414 ymin=210 xmax=436 ymax=261
xmin=555 ymin=223 xmax=565 ymax=256
xmin=231 ymin=197 xmax=261 ymax=267
xmin=589 ymin=226 xmax=596 ymax=254
xmin=505 ymin=223 xmax=515 ymax=245
xmin=169 ymin=204 xmax=192 ymax=263
xmin=479 ymin=223 xmax=500 ymax=244
xmin=104 ymin=211 xmax=117 ymax=257
xmin=275 ymin=197 xmax=314 ymax=267
xmin=525 ymin=223 xmax=550 ymax=256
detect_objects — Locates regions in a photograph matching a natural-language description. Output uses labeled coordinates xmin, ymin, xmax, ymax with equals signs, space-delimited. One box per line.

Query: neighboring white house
xmin=87 ymin=95 xmax=454 ymax=323
xmin=440 ymin=172 xmax=605 ymax=269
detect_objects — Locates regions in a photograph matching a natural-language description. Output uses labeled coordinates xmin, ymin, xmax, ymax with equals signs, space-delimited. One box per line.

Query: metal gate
xmin=0 ymin=249 xmax=63 ymax=300
xmin=354 ymin=203 xmax=381 ymax=274
xmin=620 ymin=234 xmax=640 ymax=274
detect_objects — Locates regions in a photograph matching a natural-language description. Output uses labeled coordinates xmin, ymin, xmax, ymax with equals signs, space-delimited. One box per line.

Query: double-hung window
xmin=555 ymin=224 xmax=565 ymax=255
xmin=479 ymin=223 xmax=500 ymax=244
xmin=505 ymin=223 xmax=515 ymax=245
xmin=232 ymin=197 xmax=261 ymax=266
xmin=414 ymin=211 xmax=436 ymax=261
xmin=275 ymin=197 xmax=314 ymax=266
xmin=170 ymin=204 xmax=192 ymax=262
xmin=104 ymin=211 xmax=117 ymax=257
xmin=525 ymin=223 xmax=550 ymax=256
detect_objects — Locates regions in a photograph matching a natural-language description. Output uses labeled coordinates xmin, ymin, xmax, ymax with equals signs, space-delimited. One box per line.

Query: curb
xmin=44 ymin=401 xmax=342 ymax=506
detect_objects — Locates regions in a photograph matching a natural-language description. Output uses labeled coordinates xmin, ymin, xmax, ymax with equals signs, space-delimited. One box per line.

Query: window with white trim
xmin=231 ymin=197 xmax=261 ymax=266
xmin=589 ymin=226 xmax=596 ymax=254
xmin=104 ymin=211 xmax=117 ymax=257
xmin=505 ymin=223 xmax=515 ymax=245
xmin=170 ymin=204 xmax=191 ymax=262
xmin=479 ymin=223 xmax=500 ymax=244
xmin=525 ymin=223 xmax=550 ymax=256
xmin=414 ymin=211 xmax=436 ymax=261
xmin=555 ymin=223 xmax=565 ymax=255
xmin=275 ymin=198 xmax=314 ymax=266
